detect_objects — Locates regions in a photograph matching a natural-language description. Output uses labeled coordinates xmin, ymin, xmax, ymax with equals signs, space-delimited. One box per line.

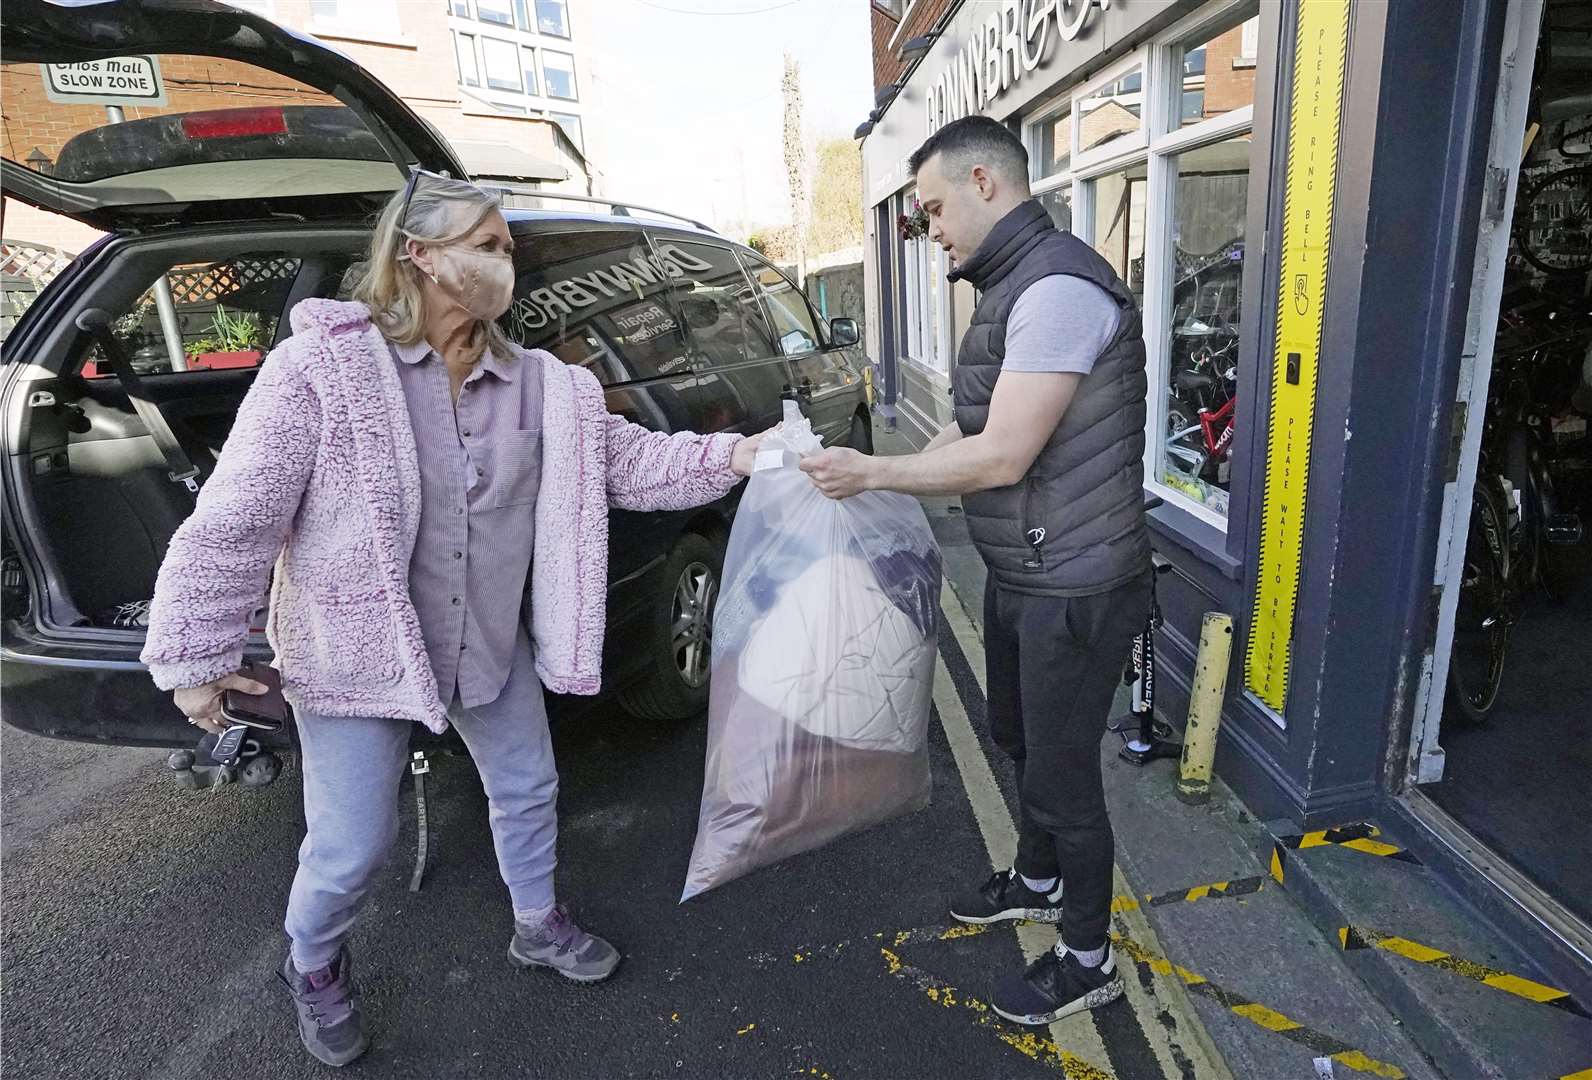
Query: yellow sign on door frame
xmin=1245 ymin=0 xmax=1353 ymax=713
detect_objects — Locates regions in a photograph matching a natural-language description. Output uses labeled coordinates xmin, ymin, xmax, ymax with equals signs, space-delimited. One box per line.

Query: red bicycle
xmin=1166 ymin=335 xmax=1237 ymax=485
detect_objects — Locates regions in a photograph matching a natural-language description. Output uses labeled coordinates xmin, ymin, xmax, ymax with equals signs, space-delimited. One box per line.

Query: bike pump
xmin=1112 ymin=557 xmax=1182 ymax=766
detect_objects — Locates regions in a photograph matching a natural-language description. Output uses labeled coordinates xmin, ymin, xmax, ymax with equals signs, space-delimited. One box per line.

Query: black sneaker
xmin=990 ymin=945 xmax=1124 ymax=1025
xmin=949 ymin=867 xmax=1064 ymax=925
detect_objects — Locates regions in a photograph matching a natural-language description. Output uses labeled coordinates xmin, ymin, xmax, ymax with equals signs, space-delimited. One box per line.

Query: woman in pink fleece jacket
xmin=139 ymin=172 xmax=765 ymax=1068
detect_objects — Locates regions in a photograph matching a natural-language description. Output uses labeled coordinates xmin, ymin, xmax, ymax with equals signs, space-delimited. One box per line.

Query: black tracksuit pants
xmin=984 ymin=571 xmax=1152 ymax=950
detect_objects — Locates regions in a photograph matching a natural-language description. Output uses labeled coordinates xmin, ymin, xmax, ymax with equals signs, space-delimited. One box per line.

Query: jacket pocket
xmin=489 ymin=429 xmax=543 ymax=509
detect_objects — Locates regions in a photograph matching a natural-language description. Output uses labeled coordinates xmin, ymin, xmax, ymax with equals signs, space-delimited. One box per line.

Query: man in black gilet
xmin=803 ymin=116 xmax=1152 ymax=1025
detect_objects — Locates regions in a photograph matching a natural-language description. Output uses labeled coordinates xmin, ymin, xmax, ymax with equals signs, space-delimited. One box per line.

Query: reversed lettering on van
xmin=510 ymin=242 xmax=714 ymax=337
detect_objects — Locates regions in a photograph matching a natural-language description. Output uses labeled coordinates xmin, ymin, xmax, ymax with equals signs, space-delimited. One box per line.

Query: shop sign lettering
xmin=925 ymin=0 xmax=1109 ymax=137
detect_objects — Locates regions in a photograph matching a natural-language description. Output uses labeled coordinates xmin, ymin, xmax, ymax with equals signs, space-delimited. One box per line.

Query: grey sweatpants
xmin=283 ymin=630 xmax=557 ymax=971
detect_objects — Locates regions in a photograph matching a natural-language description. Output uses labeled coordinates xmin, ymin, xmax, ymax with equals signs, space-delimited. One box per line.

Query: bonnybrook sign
xmin=924 ymin=0 xmax=1111 ymax=137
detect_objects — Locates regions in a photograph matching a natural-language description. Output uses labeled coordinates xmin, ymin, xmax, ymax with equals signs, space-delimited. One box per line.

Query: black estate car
xmin=0 ymin=0 xmax=872 ymax=753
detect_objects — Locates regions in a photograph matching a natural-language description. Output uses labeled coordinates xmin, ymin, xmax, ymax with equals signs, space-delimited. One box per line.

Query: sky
xmin=587 ymin=0 xmax=872 ymax=236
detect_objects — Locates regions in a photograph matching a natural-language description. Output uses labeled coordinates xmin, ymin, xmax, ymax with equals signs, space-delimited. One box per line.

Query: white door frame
xmin=1406 ymin=0 xmax=1544 ymax=785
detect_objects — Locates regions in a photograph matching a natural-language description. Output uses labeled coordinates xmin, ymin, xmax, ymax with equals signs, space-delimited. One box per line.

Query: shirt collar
xmin=393 ymin=337 xmax=517 ymax=383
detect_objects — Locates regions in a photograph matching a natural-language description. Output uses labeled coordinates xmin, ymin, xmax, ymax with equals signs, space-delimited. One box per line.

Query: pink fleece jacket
xmin=140 ymin=299 xmax=744 ymax=733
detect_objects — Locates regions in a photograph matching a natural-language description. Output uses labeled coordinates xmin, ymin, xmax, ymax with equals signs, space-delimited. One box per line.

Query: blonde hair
xmin=351 ymin=173 xmax=516 ymax=358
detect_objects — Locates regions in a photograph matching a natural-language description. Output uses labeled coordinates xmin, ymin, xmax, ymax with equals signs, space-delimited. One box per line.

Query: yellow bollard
xmin=1177 ymin=612 xmax=1235 ymax=805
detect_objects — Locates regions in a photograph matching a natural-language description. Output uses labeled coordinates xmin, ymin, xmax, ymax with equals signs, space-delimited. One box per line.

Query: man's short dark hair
xmin=909 ymin=115 xmax=1030 ymax=189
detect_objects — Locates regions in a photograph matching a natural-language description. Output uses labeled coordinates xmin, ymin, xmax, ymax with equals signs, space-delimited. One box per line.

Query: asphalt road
xmin=2 ymin=673 xmax=1181 ymax=1080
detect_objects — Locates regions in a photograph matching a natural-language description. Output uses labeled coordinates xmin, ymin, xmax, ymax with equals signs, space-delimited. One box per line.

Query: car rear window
xmin=81 ymin=253 xmax=305 ymax=378
xmin=0 ymin=55 xmax=399 ymax=200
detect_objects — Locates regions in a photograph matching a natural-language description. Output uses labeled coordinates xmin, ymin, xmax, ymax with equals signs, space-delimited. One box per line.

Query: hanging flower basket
xmin=898 ymin=199 xmax=930 ymax=241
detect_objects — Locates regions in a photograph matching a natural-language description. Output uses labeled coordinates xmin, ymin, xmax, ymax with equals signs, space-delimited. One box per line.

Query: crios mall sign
xmin=924 ymin=0 xmax=1111 ymax=137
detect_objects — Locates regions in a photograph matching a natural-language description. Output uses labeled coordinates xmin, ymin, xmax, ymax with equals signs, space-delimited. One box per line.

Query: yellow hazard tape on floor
xmin=1112 ymin=934 xmax=1405 ymax=1078
xmin=1339 ymin=926 xmax=1590 ymax=1019
xmin=1245 ymin=0 xmax=1354 ymax=711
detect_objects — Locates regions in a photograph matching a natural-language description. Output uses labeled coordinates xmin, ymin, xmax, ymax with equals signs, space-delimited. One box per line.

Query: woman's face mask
xmin=422 ymin=243 xmax=515 ymax=322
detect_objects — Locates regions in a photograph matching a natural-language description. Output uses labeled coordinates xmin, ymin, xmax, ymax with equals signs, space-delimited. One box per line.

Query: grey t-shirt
xmin=1002 ymin=274 xmax=1120 ymax=376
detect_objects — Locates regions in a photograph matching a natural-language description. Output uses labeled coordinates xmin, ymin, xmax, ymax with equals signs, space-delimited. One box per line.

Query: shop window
xmin=455 ymin=33 xmax=480 ymax=87
xmin=544 ymin=51 xmax=578 ymax=100
xmin=1029 ymin=98 xmax=1071 ymax=181
xmin=1079 ymin=66 xmax=1144 ymax=154
xmin=1092 ymin=166 xmax=1148 ymax=305
xmin=1037 ymin=185 xmax=1073 ymax=232
xmin=1175 ymin=13 xmax=1260 ymax=129
xmin=482 ymin=38 xmax=522 ymax=92
xmin=1156 ymin=137 xmax=1250 ymax=517
xmin=902 ymin=230 xmax=947 ymax=375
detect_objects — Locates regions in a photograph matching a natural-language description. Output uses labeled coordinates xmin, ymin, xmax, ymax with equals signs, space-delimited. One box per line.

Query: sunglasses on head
xmin=396 ymin=167 xmax=455 ymax=232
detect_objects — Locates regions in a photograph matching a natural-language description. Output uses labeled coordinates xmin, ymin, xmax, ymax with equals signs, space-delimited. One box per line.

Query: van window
xmin=506 ymin=227 xmax=693 ymax=384
xmin=742 ymin=254 xmax=821 ymax=356
xmin=82 ymin=253 xmax=304 ymax=377
xmin=662 ymin=240 xmax=779 ymax=367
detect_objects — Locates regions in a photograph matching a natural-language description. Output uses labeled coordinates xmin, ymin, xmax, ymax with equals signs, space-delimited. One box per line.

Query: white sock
xmin=1058 ymin=941 xmax=1108 ymax=968
xmin=1020 ymin=873 xmax=1060 ymax=895
xmin=514 ymin=902 xmax=556 ymax=927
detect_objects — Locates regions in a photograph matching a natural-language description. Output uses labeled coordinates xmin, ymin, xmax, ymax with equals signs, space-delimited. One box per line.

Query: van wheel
xmin=849 ymin=412 xmax=874 ymax=455
xmin=618 ymin=532 xmax=725 ymax=721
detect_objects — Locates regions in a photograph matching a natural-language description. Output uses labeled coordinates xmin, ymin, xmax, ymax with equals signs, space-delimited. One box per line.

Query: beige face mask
xmin=424 ymin=245 xmax=515 ymax=321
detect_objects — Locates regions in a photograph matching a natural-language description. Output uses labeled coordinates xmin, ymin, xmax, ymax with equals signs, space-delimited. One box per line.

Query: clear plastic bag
xmin=682 ymin=403 xmax=941 ymax=901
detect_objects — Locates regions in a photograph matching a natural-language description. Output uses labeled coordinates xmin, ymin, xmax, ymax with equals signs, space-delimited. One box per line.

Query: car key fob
xmin=212 ymin=724 xmax=250 ymax=767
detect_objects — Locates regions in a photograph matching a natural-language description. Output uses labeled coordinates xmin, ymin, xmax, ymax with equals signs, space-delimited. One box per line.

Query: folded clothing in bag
xmin=739 ymin=554 xmax=933 ymax=753
xmin=682 ymin=402 xmax=940 ymax=901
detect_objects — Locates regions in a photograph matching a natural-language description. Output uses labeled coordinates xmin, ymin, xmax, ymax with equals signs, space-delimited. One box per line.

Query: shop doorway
xmin=1408 ymin=0 xmax=1592 ymax=950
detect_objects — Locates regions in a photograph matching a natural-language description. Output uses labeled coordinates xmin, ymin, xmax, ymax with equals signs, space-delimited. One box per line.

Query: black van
xmin=0 ymin=0 xmax=871 ymax=750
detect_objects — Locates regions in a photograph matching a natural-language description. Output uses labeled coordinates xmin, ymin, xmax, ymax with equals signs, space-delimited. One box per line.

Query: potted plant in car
xmin=185 ymin=304 xmax=262 ymax=370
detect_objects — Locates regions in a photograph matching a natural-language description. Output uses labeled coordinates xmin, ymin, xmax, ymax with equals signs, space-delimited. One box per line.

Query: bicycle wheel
xmin=1446 ymin=481 xmax=1511 ymax=723
xmin=1515 ymin=166 xmax=1592 ymax=275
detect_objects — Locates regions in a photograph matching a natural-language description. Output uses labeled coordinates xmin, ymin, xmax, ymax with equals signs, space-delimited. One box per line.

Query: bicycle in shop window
xmin=1163 ymin=242 xmax=1244 ymax=490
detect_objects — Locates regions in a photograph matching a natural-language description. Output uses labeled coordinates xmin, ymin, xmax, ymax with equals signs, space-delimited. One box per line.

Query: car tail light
xmin=180 ymin=108 xmax=289 ymax=139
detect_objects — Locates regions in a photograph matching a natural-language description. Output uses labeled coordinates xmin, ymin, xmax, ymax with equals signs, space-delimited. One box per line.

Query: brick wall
xmin=872 ymin=0 xmax=954 ymax=94
xmin=1200 ymin=27 xmax=1256 ymax=119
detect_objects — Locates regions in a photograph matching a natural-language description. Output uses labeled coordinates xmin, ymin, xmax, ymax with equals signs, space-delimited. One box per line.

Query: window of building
xmin=521 ymin=46 xmax=540 ymax=96
xmin=455 ymin=33 xmax=480 ymax=87
xmin=550 ymin=112 xmax=583 ymax=152
xmin=899 ymin=189 xmax=948 ymax=376
xmin=476 ymin=0 xmax=515 ymax=26
xmin=1028 ymin=97 xmax=1072 ymax=181
xmin=482 ymin=37 xmax=522 ymax=91
xmin=1037 ymin=185 xmax=1073 ymax=232
xmin=452 ymin=0 xmax=472 ymax=17
xmin=1091 ymin=166 xmax=1149 ymax=307
xmin=1138 ymin=3 xmax=1260 ymax=524
xmin=1078 ymin=64 xmax=1144 ymax=155
xmin=543 ymin=51 xmax=577 ymax=100
xmin=536 ymin=0 xmax=571 ymax=38
xmin=1176 ymin=14 xmax=1260 ymax=128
